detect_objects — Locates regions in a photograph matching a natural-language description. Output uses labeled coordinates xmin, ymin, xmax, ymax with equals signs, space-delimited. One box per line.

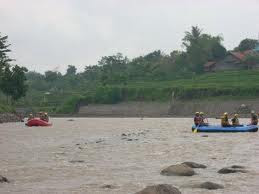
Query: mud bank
xmin=78 ymin=99 xmax=259 ymax=117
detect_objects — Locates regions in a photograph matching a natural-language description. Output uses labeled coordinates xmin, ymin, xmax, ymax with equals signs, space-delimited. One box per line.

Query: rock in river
xmin=161 ymin=164 xmax=195 ymax=176
xmin=135 ymin=184 xmax=181 ymax=194
xmin=185 ymin=181 xmax=224 ymax=190
xmin=0 ymin=175 xmax=9 ymax=183
xmin=230 ymin=165 xmax=246 ymax=169
xmin=101 ymin=184 xmax=117 ymax=189
xmin=218 ymin=165 xmax=248 ymax=174
xmin=181 ymin=161 xmax=207 ymax=169
xmin=198 ymin=182 xmax=224 ymax=190
xmin=69 ymin=160 xmax=85 ymax=163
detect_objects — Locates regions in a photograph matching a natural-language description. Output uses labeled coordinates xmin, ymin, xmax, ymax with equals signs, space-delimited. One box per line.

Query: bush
xmin=0 ymin=103 xmax=15 ymax=113
xmin=56 ymin=95 xmax=84 ymax=114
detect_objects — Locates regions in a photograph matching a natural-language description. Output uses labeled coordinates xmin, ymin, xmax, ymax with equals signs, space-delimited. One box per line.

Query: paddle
xmin=193 ymin=124 xmax=199 ymax=133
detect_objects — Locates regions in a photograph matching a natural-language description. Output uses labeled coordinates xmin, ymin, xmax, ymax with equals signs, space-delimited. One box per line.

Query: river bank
xmin=0 ymin=113 xmax=23 ymax=123
xmin=5 ymin=98 xmax=259 ymax=119
xmin=77 ymin=99 xmax=259 ymax=118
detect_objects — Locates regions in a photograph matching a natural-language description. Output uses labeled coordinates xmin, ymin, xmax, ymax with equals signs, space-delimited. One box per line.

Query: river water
xmin=0 ymin=118 xmax=259 ymax=194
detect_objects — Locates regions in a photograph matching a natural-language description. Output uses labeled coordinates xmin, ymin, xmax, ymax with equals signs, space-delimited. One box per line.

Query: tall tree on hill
xmin=45 ymin=71 xmax=61 ymax=82
xmin=66 ymin=65 xmax=77 ymax=76
xmin=1 ymin=65 xmax=28 ymax=103
xmin=98 ymin=53 xmax=129 ymax=84
xmin=182 ymin=26 xmax=206 ymax=73
xmin=234 ymin=38 xmax=258 ymax=51
xmin=0 ymin=33 xmax=28 ymax=103
xmin=0 ymin=33 xmax=12 ymax=77
xmin=182 ymin=26 xmax=226 ymax=73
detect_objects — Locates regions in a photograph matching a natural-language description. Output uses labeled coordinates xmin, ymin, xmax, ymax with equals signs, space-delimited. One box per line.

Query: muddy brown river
xmin=0 ymin=118 xmax=259 ymax=193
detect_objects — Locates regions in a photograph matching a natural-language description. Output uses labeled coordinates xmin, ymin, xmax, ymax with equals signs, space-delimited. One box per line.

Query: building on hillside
xmin=204 ymin=50 xmax=257 ymax=72
xmin=204 ymin=61 xmax=216 ymax=72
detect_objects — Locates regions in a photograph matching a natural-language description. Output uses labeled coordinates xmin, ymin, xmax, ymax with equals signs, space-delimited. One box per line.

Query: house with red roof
xmin=204 ymin=50 xmax=259 ymax=72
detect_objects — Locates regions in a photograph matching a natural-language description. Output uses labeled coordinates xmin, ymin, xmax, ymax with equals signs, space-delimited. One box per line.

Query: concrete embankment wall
xmin=78 ymin=99 xmax=259 ymax=117
xmin=78 ymin=102 xmax=170 ymax=117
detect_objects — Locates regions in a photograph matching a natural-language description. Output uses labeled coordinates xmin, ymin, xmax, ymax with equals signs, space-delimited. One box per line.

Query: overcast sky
xmin=1 ymin=0 xmax=259 ymax=73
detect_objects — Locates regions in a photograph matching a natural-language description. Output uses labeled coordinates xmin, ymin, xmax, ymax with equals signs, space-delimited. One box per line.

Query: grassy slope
xmin=7 ymin=70 xmax=259 ymax=113
xmin=121 ymin=70 xmax=259 ymax=89
xmin=103 ymin=70 xmax=259 ymax=101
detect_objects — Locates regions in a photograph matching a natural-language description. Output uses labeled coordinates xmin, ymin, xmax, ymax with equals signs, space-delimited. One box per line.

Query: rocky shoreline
xmin=0 ymin=113 xmax=24 ymax=123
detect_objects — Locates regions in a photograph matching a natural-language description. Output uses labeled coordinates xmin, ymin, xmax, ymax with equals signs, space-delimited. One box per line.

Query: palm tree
xmin=182 ymin=26 xmax=202 ymax=48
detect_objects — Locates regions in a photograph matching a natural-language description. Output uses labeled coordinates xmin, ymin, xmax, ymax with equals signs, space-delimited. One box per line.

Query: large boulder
xmin=135 ymin=184 xmax=181 ymax=194
xmin=181 ymin=162 xmax=207 ymax=169
xmin=161 ymin=164 xmax=195 ymax=176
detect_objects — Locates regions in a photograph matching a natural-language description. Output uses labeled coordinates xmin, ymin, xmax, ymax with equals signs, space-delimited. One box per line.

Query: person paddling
xmin=200 ymin=112 xmax=208 ymax=126
xmin=194 ymin=112 xmax=201 ymax=126
xmin=250 ymin=111 xmax=258 ymax=125
xmin=38 ymin=112 xmax=44 ymax=120
xmin=231 ymin=114 xmax=240 ymax=126
xmin=28 ymin=113 xmax=34 ymax=121
xmin=221 ymin=112 xmax=230 ymax=127
xmin=42 ymin=112 xmax=49 ymax=122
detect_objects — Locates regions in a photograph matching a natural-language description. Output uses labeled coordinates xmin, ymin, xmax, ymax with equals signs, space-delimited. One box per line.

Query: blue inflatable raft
xmin=192 ymin=125 xmax=258 ymax=133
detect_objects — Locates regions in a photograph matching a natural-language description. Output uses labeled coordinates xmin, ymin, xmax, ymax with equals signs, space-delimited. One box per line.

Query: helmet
xmin=234 ymin=114 xmax=238 ymax=117
xmin=224 ymin=112 xmax=228 ymax=116
xmin=251 ymin=110 xmax=255 ymax=114
xmin=195 ymin=112 xmax=199 ymax=115
xmin=29 ymin=114 xmax=33 ymax=116
xmin=200 ymin=112 xmax=204 ymax=115
xmin=44 ymin=112 xmax=48 ymax=115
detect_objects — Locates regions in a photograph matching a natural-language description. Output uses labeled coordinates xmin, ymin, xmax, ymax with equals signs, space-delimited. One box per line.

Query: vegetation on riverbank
xmin=82 ymin=69 xmax=259 ymax=101
xmin=45 ymin=69 xmax=259 ymax=113
xmin=0 ymin=33 xmax=28 ymax=106
xmin=0 ymin=104 xmax=14 ymax=113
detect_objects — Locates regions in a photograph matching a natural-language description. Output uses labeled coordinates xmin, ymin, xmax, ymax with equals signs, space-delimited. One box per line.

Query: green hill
xmin=8 ymin=70 xmax=259 ymax=114
xmin=82 ymin=70 xmax=259 ymax=104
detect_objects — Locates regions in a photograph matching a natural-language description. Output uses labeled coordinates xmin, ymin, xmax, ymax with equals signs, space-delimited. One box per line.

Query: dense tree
xmin=26 ymin=71 xmax=49 ymax=91
xmin=0 ymin=33 xmax=12 ymax=76
xmin=182 ymin=26 xmax=226 ymax=73
xmin=66 ymin=65 xmax=77 ymax=75
xmin=44 ymin=71 xmax=61 ymax=82
xmin=1 ymin=65 xmax=28 ymax=102
xmin=83 ymin=65 xmax=101 ymax=81
xmin=0 ymin=33 xmax=28 ymax=103
xmin=98 ymin=53 xmax=129 ymax=84
xmin=182 ymin=26 xmax=202 ymax=48
xmin=244 ymin=54 xmax=259 ymax=69
xmin=234 ymin=39 xmax=258 ymax=51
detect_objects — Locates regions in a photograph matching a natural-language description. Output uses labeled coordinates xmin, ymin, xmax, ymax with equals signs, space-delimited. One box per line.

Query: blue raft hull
xmin=192 ymin=125 xmax=258 ymax=133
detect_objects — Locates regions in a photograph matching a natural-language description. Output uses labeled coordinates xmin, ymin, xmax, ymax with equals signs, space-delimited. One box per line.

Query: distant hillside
xmin=10 ymin=69 xmax=259 ymax=114
xmin=84 ymin=70 xmax=259 ymax=102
